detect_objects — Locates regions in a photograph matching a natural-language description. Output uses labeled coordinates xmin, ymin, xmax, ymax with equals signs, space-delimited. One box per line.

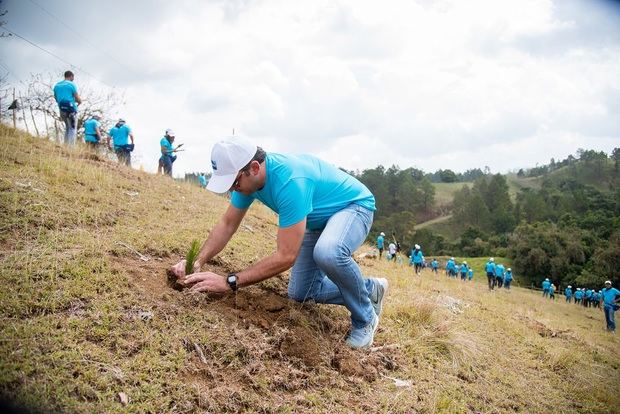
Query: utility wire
xmin=26 ymin=0 xmax=138 ymax=77
xmin=3 ymin=26 xmax=114 ymax=88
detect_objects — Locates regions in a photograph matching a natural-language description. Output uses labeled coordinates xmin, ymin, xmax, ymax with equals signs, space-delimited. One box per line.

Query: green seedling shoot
xmin=185 ymin=239 xmax=201 ymax=275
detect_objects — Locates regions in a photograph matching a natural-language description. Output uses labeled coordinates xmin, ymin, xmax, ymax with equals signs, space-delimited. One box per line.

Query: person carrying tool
xmin=159 ymin=129 xmax=183 ymax=176
xmin=108 ymin=118 xmax=135 ymax=166
xmin=53 ymin=70 xmax=82 ymax=145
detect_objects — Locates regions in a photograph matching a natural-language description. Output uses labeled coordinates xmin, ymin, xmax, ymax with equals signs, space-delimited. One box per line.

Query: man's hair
xmin=64 ymin=70 xmax=74 ymax=78
xmin=241 ymin=146 xmax=266 ymax=171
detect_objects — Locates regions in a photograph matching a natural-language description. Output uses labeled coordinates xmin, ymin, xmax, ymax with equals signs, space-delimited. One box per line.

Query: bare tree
xmin=21 ymin=72 xmax=125 ymax=142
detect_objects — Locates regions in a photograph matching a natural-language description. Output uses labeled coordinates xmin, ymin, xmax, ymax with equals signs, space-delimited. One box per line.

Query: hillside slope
xmin=1 ymin=126 xmax=618 ymax=413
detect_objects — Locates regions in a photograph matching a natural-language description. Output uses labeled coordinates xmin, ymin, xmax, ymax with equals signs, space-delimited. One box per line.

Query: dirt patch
xmin=519 ymin=316 xmax=574 ymax=339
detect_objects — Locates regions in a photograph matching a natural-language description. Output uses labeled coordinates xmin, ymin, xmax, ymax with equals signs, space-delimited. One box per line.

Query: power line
xmin=26 ymin=0 xmax=138 ymax=76
xmin=3 ymin=26 xmax=114 ymax=88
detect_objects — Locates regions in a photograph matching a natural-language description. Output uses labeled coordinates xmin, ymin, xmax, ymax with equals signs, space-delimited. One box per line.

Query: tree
xmin=19 ymin=72 xmax=125 ymax=142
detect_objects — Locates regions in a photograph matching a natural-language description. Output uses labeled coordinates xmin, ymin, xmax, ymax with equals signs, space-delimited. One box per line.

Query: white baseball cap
xmin=165 ymin=128 xmax=175 ymax=137
xmin=490 ymin=257 xmax=494 ymax=262
xmin=415 ymin=244 xmax=420 ymax=249
xmin=206 ymin=136 xmax=257 ymax=193
xmin=605 ymin=280 xmax=612 ymax=285
xmin=380 ymin=232 xmax=385 ymax=236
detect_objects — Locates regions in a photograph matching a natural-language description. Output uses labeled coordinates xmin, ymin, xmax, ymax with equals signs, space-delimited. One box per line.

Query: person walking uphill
xmin=410 ymin=244 xmax=424 ymax=275
xmin=601 ymin=281 xmax=620 ymax=333
xmin=376 ymin=232 xmax=385 ymax=258
xmin=169 ymin=136 xmax=388 ymax=349
xmin=53 ymin=70 xmax=82 ymax=145
xmin=485 ymin=258 xmax=496 ymax=290
xmin=109 ymin=119 xmax=134 ymax=166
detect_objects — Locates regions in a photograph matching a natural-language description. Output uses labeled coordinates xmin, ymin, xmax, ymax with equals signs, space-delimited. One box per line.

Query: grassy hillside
xmin=432 ymin=182 xmax=470 ymax=207
xmin=1 ymin=126 xmax=619 ymax=413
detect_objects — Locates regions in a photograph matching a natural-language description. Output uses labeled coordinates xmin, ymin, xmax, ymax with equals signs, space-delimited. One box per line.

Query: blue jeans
xmin=604 ymin=305 xmax=616 ymax=331
xmin=287 ymin=204 xmax=375 ymax=329
xmin=504 ymin=279 xmax=511 ymax=289
xmin=60 ymin=110 xmax=77 ymax=145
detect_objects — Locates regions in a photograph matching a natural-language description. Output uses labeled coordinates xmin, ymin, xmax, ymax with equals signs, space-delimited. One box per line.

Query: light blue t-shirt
xmin=495 ymin=264 xmax=505 ymax=278
xmin=504 ymin=270 xmax=513 ymax=281
xmin=431 ymin=260 xmax=438 ymax=269
xmin=53 ymin=80 xmax=78 ymax=111
xmin=542 ymin=280 xmax=551 ymax=290
xmin=377 ymin=235 xmax=384 ymax=249
xmin=585 ymin=290 xmax=592 ymax=298
xmin=199 ymin=175 xmax=207 ymax=187
xmin=602 ymin=287 xmax=620 ymax=307
xmin=160 ymin=137 xmax=174 ymax=156
xmin=412 ymin=249 xmax=424 ymax=264
xmin=565 ymin=288 xmax=572 ymax=297
xmin=109 ymin=124 xmax=132 ymax=147
xmin=446 ymin=259 xmax=455 ymax=271
xmin=459 ymin=264 xmax=468 ymax=274
xmin=231 ymin=153 xmax=375 ymax=230
xmin=468 ymin=269 xmax=474 ymax=279
xmin=83 ymin=118 xmax=101 ymax=142
xmin=485 ymin=262 xmax=495 ymax=273
xmin=575 ymin=290 xmax=583 ymax=299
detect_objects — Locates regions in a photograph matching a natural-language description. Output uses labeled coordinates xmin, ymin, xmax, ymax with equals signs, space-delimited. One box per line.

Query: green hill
xmin=1 ymin=126 xmax=619 ymax=413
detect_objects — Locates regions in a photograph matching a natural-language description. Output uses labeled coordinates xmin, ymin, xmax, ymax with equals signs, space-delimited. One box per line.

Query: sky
xmin=1 ymin=0 xmax=619 ymax=177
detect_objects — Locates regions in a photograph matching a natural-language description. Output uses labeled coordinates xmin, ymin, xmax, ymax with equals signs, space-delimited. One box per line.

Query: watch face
xmin=227 ymin=275 xmax=236 ymax=283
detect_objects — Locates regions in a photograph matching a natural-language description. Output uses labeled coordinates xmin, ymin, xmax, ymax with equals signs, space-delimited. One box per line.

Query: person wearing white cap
xmin=159 ymin=129 xmax=181 ymax=176
xmin=459 ymin=261 xmax=468 ymax=281
xmin=169 ymin=136 xmax=388 ymax=349
xmin=410 ymin=244 xmax=424 ymax=275
xmin=376 ymin=232 xmax=385 ymax=258
xmin=542 ymin=278 xmax=551 ymax=298
xmin=601 ymin=281 xmax=620 ymax=333
xmin=504 ymin=267 xmax=513 ymax=289
xmin=108 ymin=118 xmax=134 ymax=166
xmin=485 ymin=258 xmax=496 ymax=290
xmin=564 ymin=285 xmax=573 ymax=303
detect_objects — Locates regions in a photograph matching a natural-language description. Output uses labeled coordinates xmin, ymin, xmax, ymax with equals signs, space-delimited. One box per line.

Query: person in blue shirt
xmin=169 ymin=136 xmax=388 ymax=349
xmin=411 ymin=244 xmax=424 ymax=275
xmin=83 ymin=115 xmax=103 ymax=149
xmin=549 ymin=283 xmax=556 ymax=300
xmin=108 ymin=118 xmax=134 ymax=166
xmin=542 ymin=278 xmax=551 ymax=298
xmin=459 ymin=261 xmax=468 ymax=281
xmin=585 ymin=289 xmax=593 ymax=308
xmin=485 ymin=258 xmax=496 ymax=290
xmin=431 ymin=259 xmax=439 ymax=274
xmin=495 ymin=263 xmax=506 ymax=288
xmin=159 ymin=129 xmax=180 ymax=176
xmin=376 ymin=232 xmax=385 ymax=258
xmin=574 ymin=288 xmax=583 ymax=305
xmin=591 ymin=291 xmax=600 ymax=308
xmin=198 ymin=173 xmax=207 ymax=189
xmin=447 ymin=257 xmax=457 ymax=278
xmin=564 ymin=285 xmax=573 ymax=303
xmin=601 ymin=281 xmax=620 ymax=333
xmin=467 ymin=267 xmax=474 ymax=281
xmin=53 ymin=70 xmax=82 ymax=145
xmin=504 ymin=268 xmax=513 ymax=289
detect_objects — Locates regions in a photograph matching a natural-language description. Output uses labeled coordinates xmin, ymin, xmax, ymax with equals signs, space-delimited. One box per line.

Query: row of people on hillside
xmin=559 ymin=280 xmax=620 ymax=333
xmin=484 ymin=257 xmax=513 ymax=290
xmin=54 ymin=71 xmax=184 ymax=176
xmin=445 ymin=257 xmax=476 ymax=281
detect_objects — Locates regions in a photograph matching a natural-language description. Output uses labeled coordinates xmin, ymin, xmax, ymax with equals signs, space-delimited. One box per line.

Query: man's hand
xmin=169 ymin=259 xmax=201 ymax=282
xmin=184 ymin=272 xmax=230 ymax=293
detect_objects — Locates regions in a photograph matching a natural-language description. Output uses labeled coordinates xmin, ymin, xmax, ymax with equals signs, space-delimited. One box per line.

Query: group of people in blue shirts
xmin=445 ymin=257 xmax=475 ymax=281
xmin=484 ymin=257 xmax=513 ymax=290
xmin=561 ymin=281 xmax=620 ymax=333
xmin=54 ymin=70 xmax=184 ymax=174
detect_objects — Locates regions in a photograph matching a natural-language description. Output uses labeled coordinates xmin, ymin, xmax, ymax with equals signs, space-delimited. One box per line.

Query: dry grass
xmin=1 ymin=125 xmax=619 ymax=413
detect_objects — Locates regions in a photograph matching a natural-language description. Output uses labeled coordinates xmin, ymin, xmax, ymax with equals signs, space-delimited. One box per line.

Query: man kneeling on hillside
xmin=169 ymin=137 xmax=388 ymax=349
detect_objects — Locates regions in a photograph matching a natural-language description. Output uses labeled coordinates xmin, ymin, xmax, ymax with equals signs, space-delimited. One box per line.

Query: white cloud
xmin=2 ymin=0 xmax=619 ymax=177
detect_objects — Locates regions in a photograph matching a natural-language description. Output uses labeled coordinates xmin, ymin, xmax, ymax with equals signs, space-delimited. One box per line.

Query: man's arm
xmin=129 ymin=132 xmax=135 ymax=144
xmin=161 ymin=145 xmax=168 ymax=156
xmin=170 ymin=204 xmax=247 ymax=278
xmin=185 ymin=218 xmax=306 ymax=293
xmin=74 ymin=90 xmax=82 ymax=105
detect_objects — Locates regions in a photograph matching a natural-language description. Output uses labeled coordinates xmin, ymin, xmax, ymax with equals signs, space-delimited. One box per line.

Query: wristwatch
xmin=226 ymin=273 xmax=238 ymax=292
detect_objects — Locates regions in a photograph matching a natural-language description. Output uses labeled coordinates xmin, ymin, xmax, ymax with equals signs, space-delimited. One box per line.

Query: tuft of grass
xmin=185 ymin=239 xmax=201 ymax=275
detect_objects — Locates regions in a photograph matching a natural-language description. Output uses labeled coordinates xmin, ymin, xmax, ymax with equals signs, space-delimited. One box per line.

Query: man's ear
xmin=250 ymin=160 xmax=261 ymax=175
